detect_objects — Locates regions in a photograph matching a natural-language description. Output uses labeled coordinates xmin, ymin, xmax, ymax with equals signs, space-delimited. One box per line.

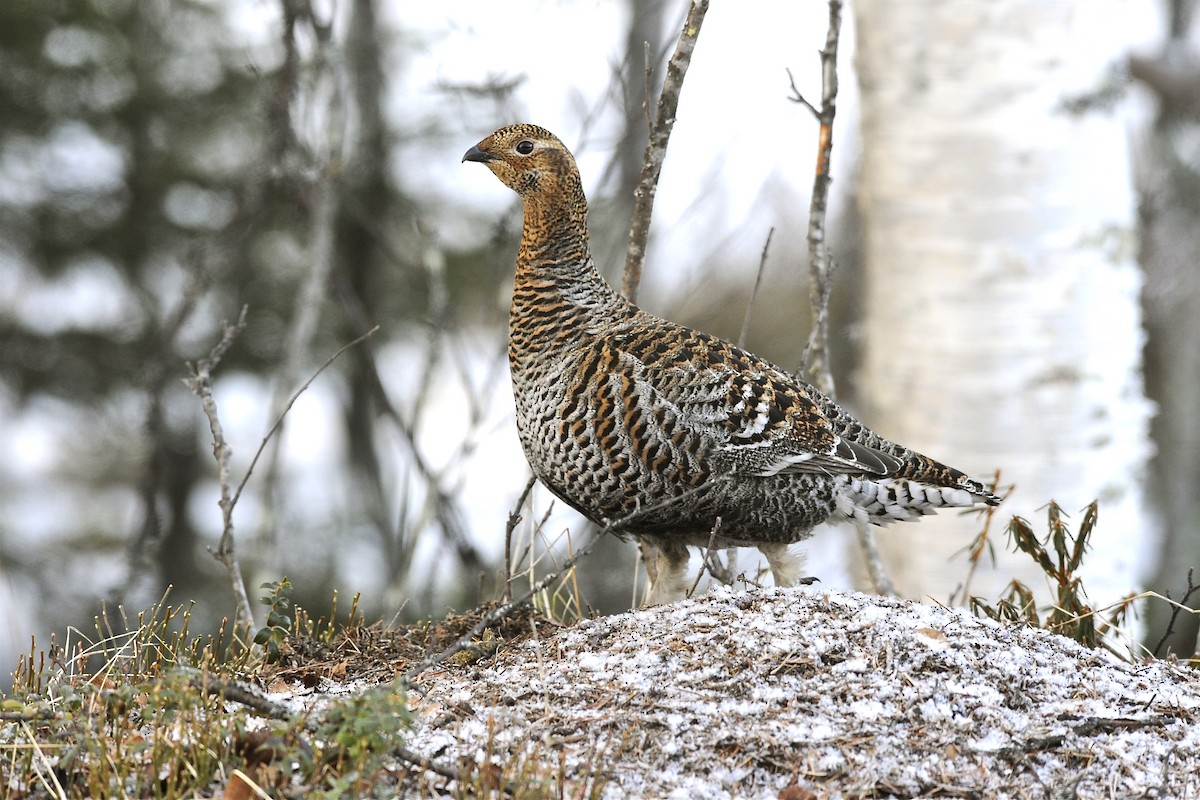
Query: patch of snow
xmin=308 ymin=587 xmax=1200 ymax=798
xmin=846 ymin=698 xmax=887 ymax=721
xmin=969 ymin=727 xmax=1011 ymax=752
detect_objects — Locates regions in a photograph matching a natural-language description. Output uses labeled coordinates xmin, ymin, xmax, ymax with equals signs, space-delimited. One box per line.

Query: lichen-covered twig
xmin=186 ymin=307 xmax=255 ymax=628
xmin=790 ymin=0 xmax=843 ymax=397
xmin=621 ymin=0 xmax=710 ymax=303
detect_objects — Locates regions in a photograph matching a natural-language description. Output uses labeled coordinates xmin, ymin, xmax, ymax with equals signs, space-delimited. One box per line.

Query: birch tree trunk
xmin=1131 ymin=6 xmax=1200 ymax=656
xmin=851 ymin=1 xmax=1153 ymax=610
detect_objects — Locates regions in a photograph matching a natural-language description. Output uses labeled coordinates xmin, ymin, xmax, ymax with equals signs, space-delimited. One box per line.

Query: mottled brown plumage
xmin=464 ymin=123 xmax=1000 ymax=604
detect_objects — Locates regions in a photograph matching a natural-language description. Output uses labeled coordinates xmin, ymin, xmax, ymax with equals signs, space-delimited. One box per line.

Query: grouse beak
xmin=462 ymin=144 xmax=498 ymax=164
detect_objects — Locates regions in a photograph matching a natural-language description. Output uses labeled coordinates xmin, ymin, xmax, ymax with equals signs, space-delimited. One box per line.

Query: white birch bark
xmin=850 ymin=1 xmax=1153 ymax=612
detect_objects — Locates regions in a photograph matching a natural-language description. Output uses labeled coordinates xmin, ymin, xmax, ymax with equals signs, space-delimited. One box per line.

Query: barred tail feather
xmin=840 ymin=477 xmax=984 ymax=525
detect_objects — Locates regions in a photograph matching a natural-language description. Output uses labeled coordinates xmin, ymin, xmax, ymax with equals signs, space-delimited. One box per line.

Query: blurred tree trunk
xmin=852 ymin=1 xmax=1152 ymax=608
xmin=590 ymin=0 xmax=669 ymax=276
xmin=337 ymin=0 xmax=398 ymax=582
xmin=1131 ymin=0 xmax=1200 ymax=657
xmin=120 ymin=3 xmax=206 ymax=605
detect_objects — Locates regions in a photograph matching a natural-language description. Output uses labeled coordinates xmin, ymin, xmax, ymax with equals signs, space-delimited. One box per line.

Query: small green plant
xmin=969 ymin=500 xmax=1136 ymax=654
xmin=307 ymin=682 xmax=411 ymax=797
xmin=255 ymin=577 xmax=295 ymax=663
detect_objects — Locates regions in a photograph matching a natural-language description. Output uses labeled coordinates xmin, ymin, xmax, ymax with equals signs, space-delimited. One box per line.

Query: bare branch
xmin=188 ymin=314 xmax=377 ymax=630
xmin=795 ymin=0 xmax=843 ymax=398
xmin=1151 ymin=568 xmax=1200 ymax=658
xmin=800 ymin=253 xmax=837 ymax=390
xmin=621 ymin=0 xmax=711 ymax=303
xmin=1128 ymin=54 xmax=1200 ymax=113
xmin=392 ymin=744 xmax=477 ymax=789
xmin=189 ymin=668 xmax=294 ymax=720
xmin=185 ymin=307 xmax=256 ymax=628
xmin=786 ymin=66 xmax=820 ymax=119
xmin=327 ymin=200 xmax=493 ymax=581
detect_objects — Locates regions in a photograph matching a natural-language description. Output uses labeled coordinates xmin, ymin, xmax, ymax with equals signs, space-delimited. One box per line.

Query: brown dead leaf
xmin=778 ymin=785 xmax=818 ymax=800
xmin=223 ymin=768 xmax=260 ymax=800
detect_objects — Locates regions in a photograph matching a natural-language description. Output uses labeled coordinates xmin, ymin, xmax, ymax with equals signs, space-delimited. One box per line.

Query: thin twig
xmin=852 ymin=518 xmax=896 ymax=598
xmin=510 ymin=499 xmax=557 ymax=584
xmin=785 ymin=67 xmax=820 ymax=119
xmin=792 ymin=0 xmax=843 ymax=397
xmin=621 ymin=0 xmax=710 ymax=303
xmin=503 ymin=500 xmax=560 ymax=618
xmin=0 ymin=709 xmax=62 ymax=722
xmin=1152 ymin=568 xmax=1200 ymax=658
xmin=189 ymin=322 xmax=377 ymax=629
xmin=948 ymin=470 xmax=1009 ymax=606
xmin=232 ymin=326 xmax=381 ymax=510
xmin=687 ymin=517 xmax=723 ymax=598
xmin=400 ymin=537 xmax=600 ymax=688
xmin=332 ymin=272 xmax=489 ymax=576
xmin=190 ymin=668 xmax=295 ymax=721
xmin=738 ymin=227 xmax=775 ymax=348
xmin=504 ymin=477 xmax=539 ymax=601
xmin=705 ymin=548 xmax=738 ymax=587
xmin=393 ymin=744 xmax=474 ymax=787
xmin=402 ymin=478 xmax=723 ymax=688
xmin=186 ymin=307 xmax=256 ymax=628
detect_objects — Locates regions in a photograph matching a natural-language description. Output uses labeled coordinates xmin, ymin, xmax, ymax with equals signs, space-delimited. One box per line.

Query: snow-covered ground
xmin=398 ymin=586 xmax=1200 ymax=799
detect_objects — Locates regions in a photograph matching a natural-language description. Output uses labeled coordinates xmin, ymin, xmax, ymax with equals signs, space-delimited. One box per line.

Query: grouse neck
xmin=515 ymin=183 xmax=596 ymax=282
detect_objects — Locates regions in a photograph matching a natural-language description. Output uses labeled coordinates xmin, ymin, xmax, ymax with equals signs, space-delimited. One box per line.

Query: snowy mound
xmin=408 ymin=586 xmax=1200 ymax=799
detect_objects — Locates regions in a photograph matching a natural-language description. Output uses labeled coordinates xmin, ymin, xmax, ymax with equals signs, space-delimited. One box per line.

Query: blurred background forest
xmin=2 ymin=0 xmax=1199 ymax=683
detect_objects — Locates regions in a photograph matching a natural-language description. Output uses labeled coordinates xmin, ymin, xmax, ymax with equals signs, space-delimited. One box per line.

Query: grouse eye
xmin=515 ymin=140 xmax=535 ymax=155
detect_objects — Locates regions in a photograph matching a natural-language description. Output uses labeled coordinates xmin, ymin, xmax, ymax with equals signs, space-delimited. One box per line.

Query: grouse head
xmin=462 ymin=124 xmax=582 ymax=201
